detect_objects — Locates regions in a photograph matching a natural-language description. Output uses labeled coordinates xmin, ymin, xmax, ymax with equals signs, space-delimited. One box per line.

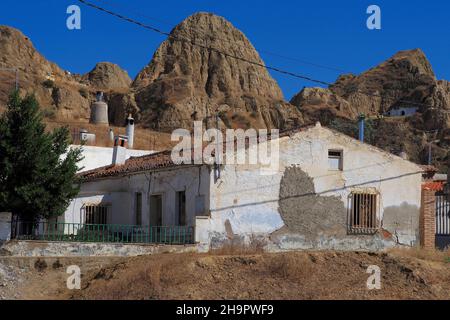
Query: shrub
xmin=42 ymin=79 xmax=54 ymax=88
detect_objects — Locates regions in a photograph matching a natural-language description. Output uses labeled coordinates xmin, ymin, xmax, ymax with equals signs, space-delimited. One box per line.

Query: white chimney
xmin=112 ymin=135 xmax=128 ymax=166
xmin=108 ymin=128 xmax=114 ymax=142
xmin=126 ymin=114 xmax=135 ymax=149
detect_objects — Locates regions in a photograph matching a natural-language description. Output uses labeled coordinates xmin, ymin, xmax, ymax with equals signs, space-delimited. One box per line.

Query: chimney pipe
xmin=358 ymin=114 xmax=365 ymax=143
xmin=96 ymin=91 xmax=104 ymax=102
xmin=109 ymin=128 xmax=114 ymax=142
xmin=126 ymin=114 xmax=135 ymax=149
xmin=112 ymin=135 xmax=128 ymax=166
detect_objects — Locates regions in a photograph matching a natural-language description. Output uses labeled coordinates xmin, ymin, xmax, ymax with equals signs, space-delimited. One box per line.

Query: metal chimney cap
xmin=95 ymin=91 xmax=104 ymax=102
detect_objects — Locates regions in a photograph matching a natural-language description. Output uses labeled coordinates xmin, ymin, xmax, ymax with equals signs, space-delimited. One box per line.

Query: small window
xmin=328 ymin=150 xmax=343 ymax=171
xmin=84 ymin=205 xmax=108 ymax=225
xmin=348 ymin=192 xmax=379 ymax=234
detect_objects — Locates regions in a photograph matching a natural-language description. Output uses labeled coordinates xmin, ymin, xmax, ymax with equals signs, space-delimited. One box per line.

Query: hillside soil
xmin=0 ymin=249 xmax=449 ymax=300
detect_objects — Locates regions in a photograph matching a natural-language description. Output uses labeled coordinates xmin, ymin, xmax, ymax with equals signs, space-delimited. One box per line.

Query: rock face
xmin=132 ymin=12 xmax=302 ymax=131
xmin=0 ymin=25 xmax=133 ymax=123
xmin=291 ymin=48 xmax=450 ymax=171
xmin=292 ymin=49 xmax=450 ymax=127
xmin=290 ymin=87 xmax=356 ymax=124
xmin=82 ymin=62 xmax=131 ymax=91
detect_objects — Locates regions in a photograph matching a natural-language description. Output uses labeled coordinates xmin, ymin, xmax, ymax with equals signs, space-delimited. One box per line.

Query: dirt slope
xmin=1 ymin=250 xmax=448 ymax=300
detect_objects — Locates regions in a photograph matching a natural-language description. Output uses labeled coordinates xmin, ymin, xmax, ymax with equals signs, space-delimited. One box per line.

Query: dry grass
xmin=388 ymin=246 xmax=450 ymax=263
xmin=209 ymin=235 xmax=267 ymax=255
xmin=6 ymin=250 xmax=450 ymax=300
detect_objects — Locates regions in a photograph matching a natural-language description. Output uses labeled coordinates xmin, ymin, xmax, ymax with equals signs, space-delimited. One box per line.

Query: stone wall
xmin=0 ymin=240 xmax=197 ymax=257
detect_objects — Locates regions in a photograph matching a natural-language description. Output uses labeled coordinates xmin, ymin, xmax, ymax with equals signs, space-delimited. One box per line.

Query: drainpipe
xmin=358 ymin=114 xmax=365 ymax=143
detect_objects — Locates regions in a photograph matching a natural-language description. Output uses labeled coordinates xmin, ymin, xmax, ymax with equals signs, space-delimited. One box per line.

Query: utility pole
xmin=427 ymin=139 xmax=440 ymax=165
xmin=215 ymin=114 xmax=221 ymax=180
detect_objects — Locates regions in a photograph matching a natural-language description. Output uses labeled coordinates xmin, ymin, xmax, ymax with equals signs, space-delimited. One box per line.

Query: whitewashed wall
xmin=63 ymin=165 xmax=210 ymax=227
xmin=198 ymin=124 xmax=423 ymax=251
xmin=65 ymin=145 xmax=153 ymax=172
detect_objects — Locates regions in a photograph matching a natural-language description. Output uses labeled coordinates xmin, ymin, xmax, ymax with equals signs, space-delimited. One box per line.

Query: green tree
xmin=0 ymin=90 xmax=83 ymax=221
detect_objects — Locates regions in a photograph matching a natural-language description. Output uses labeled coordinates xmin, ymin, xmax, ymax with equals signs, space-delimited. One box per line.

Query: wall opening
xmin=176 ymin=191 xmax=186 ymax=226
xmin=84 ymin=204 xmax=108 ymax=224
xmin=135 ymin=192 xmax=142 ymax=226
xmin=328 ymin=150 xmax=343 ymax=171
xmin=149 ymin=194 xmax=163 ymax=226
xmin=348 ymin=191 xmax=379 ymax=234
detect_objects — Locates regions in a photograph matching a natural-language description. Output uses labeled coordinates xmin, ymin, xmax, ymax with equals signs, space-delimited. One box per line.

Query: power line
xmin=93 ymin=0 xmax=351 ymax=74
xmin=78 ymin=0 xmax=450 ymax=115
xmin=78 ymin=0 xmax=330 ymax=86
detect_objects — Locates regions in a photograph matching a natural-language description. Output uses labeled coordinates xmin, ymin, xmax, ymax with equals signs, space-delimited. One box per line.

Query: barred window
xmin=348 ymin=191 xmax=379 ymax=234
xmin=84 ymin=205 xmax=108 ymax=225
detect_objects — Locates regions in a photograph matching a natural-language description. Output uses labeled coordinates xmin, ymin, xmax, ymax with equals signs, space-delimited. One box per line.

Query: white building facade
xmin=63 ymin=124 xmax=424 ymax=251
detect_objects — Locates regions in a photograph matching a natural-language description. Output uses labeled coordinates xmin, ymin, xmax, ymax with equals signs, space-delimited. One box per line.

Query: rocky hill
xmin=132 ymin=12 xmax=302 ymax=131
xmin=291 ymin=49 xmax=450 ymax=170
xmin=0 ymin=18 xmax=448 ymax=170
xmin=0 ymin=25 xmax=133 ymax=123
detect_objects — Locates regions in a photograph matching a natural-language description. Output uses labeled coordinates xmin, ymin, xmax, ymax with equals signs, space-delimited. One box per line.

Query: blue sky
xmin=1 ymin=0 xmax=449 ymax=100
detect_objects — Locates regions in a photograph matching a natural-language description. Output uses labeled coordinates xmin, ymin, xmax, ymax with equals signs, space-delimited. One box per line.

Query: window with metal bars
xmin=84 ymin=205 xmax=108 ymax=225
xmin=348 ymin=192 xmax=379 ymax=234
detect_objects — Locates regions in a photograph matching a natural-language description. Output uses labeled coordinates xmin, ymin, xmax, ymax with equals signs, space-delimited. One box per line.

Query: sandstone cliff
xmin=0 ymin=25 xmax=133 ymax=123
xmin=132 ymin=12 xmax=303 ymax=131
xmin=291 ymin=49 xmax=449 ymax=170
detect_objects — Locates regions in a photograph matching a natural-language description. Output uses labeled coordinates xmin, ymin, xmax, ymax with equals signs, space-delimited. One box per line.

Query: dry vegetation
xmin=69 ymin=248 xmax=450 ymax=300
xmin=2 ymin=247 xmax=447 ymax=300
xmin=0 ymin=245 xmax=450 ymax=300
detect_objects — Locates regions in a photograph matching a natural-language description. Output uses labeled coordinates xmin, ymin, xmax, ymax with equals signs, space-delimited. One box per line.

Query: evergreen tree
xmin=0 ymin=90 xmax=83 ymax=221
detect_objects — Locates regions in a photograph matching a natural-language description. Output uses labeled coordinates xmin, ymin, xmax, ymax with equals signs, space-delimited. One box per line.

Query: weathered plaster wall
xmin=199 ymin=124 xmax=422 ymax=251
xmin=0 ymin=240 xmax=197 ymax=257
xmin=64 ymin=165 xmax=210 ymax=227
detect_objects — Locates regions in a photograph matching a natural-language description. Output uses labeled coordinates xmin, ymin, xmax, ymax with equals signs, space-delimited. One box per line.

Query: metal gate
xmin=435 ymin=191 xmax=450 ymax=249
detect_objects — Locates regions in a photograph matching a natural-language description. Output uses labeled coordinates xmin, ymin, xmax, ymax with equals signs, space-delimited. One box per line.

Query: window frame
xmin=328 ymin=149 xmax=343 ymax=171
xmin=83 ymin=204 xmax=109 ymax=225
xmin=347 ymin=191 xmax=380 ymax=235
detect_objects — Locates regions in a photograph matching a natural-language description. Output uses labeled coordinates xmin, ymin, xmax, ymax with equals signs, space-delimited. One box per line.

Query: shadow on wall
xmin=277 ymin=166 xmax=347 ymax=241
xmin=382 ymin=203 xmax=420 ymax=245
xmin=211 ymin=169 xmax=422 ymax=213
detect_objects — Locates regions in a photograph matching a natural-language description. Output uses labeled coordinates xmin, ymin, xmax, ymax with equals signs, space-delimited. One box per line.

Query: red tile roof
xmin=422 ymin=181 xmax=445 ymax=191
xmin=79 ymin=123 xmax=429 ymax=182
xmin=79 ymin=124 xmax=315 ymax=182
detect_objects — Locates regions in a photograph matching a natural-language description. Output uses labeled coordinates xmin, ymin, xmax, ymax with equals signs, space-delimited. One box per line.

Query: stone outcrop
xmin=82 ymin=62 xmax=131 ymax=91
xmin=291 ymin=49 xmax=450 ymax=127
xmin=0 ymin=25 xmax=133 ymax=123
xmin=291 ymin=49 xmax=450 ymax=171
xmin=132 ymin=12 xmax=302 ymax=131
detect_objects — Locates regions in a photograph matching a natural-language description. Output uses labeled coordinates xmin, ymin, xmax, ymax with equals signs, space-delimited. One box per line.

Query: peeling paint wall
xmin=200 ymin=124 xmax=422 ymax=251
xmin=64 ymin=165 xmax=210 ymax=227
